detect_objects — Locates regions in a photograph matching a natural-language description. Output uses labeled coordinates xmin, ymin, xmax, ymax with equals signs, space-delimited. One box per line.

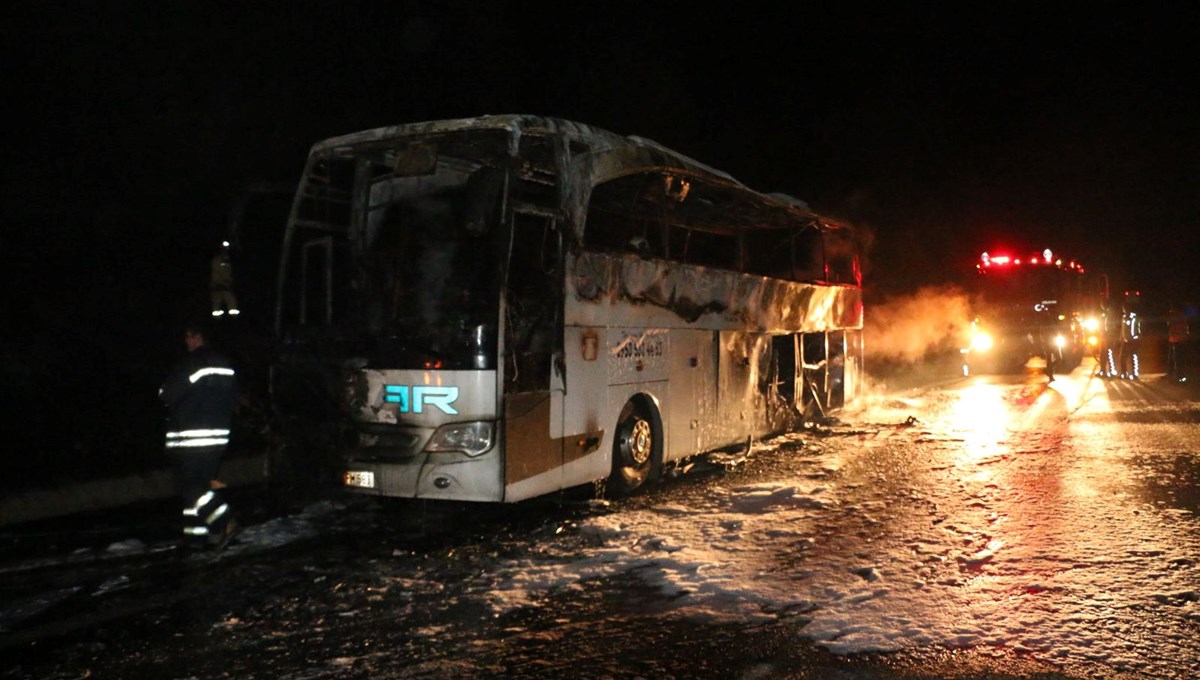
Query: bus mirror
xmin=392 ymin=144 xmax=438 ymax=177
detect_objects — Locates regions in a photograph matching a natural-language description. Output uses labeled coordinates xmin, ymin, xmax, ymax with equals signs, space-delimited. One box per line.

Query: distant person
xmin=159 ymin=320 xmax=241 ymax=550
xmin=1038 ymin=328 xmax=1057 ymax=381
xmin=211 ymin=240 xmax=240 ymax=318
xmin=1118 ymin=292 xmax=1142 ymax=380
xmin=1167 ymin=303 xmax=1190 ymax=383
xmin=1097 ymin=300 xmax=1120 ymax=379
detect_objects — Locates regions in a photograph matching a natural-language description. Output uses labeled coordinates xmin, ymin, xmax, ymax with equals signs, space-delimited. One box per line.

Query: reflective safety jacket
xmin=1121 ymin=312 xmax=1142 ymax=342
xmin=159 ymin=347 xmax=239 ymax=450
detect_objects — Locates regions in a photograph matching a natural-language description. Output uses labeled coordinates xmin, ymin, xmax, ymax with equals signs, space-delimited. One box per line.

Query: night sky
xmin=3 ymin=3 xmax=1198 ymax=475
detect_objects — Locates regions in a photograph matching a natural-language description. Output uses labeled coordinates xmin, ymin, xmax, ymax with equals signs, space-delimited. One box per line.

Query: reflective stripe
xmin=167 ymin=429 xmax=231 ymax=439
xmin=206 ymin=503 xmax=229 ymax=525
xmin=166 ymin=437 xmax=229 ymax=448
xmin=190 ymin=491 xmax=215 ymax=512
xmin=188 ymin=367 xmax=235 ymax=383
xmin=165 ymin=429 xmax=231 ymax=448
xmin=183 ymin=526 xmax=209 ymax=536
xmin=184 ymin=490 xmax=216 ymax=517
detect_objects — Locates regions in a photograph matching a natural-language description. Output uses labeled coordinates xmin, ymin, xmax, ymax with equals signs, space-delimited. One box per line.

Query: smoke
xmin=864 ymin=285 xmax=973 ymax=364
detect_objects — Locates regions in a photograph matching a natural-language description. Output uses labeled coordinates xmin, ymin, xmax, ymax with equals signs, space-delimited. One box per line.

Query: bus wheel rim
xmin=628 ymin=419 xmax=652 ymax=466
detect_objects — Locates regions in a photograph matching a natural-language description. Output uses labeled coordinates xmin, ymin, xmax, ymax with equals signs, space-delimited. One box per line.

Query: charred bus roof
xmin=304 ymin=114 xmax=853 ymax=238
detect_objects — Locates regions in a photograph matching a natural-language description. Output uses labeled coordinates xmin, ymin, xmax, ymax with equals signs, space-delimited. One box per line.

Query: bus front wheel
xmin=609 ymin=398 xmax=660 ymax=497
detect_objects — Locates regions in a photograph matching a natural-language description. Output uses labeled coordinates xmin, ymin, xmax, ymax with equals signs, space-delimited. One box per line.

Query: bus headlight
xmin=426 ymin=422 xmax=494 ymax=457
xmin=970 ymin=331 xmax=994 ymax=353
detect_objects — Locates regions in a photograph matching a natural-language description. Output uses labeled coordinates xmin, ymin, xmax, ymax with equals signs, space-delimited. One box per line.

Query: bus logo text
xmin=383 ymin=385 xmax=460 ymax=414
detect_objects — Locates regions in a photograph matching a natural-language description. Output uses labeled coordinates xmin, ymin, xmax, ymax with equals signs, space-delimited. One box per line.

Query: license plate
xmin=344 ymin=470 xmax=376 ymax=488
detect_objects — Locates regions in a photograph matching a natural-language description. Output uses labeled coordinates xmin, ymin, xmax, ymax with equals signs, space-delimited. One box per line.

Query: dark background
xmin=3 ymin=3 xmax=1197 ymax=486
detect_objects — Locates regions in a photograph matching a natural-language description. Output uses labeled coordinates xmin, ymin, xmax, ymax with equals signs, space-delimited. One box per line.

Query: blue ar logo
xmin=384 ymin=385 xmax=460 ymax=414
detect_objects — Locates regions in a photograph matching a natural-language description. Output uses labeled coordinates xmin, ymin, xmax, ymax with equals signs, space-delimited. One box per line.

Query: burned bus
xmin=270 ymin=115 xmax=863 ymax=502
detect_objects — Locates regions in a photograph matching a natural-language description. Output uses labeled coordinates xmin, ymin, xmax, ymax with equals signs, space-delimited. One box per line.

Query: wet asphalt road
xmin=2 ymin=358 xmax=1198 ymax=679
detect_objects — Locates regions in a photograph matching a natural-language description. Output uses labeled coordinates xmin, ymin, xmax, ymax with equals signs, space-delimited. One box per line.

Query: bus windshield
xmin=359 ymin=165 xmax=504 ymax=368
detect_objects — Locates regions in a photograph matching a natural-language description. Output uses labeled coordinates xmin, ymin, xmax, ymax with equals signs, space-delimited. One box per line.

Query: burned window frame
xmin=581 ymin=169 xmax=853 ymax=284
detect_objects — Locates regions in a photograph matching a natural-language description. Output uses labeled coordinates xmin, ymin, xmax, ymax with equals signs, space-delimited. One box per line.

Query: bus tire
xmin=609 ymin=397 xmax=660 ymax=497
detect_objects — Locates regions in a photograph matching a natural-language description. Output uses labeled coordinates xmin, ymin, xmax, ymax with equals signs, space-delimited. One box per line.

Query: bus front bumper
xmin=342 ymin=449 xmax=503 ymax=502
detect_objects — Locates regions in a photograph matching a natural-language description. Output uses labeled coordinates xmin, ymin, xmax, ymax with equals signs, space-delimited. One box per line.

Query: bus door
xmin=801 ymin=332 xmax=829 ymax=418
xmin=502 ymin=209 xmax=567 ymax=495
xmin=769 ymin=333 xmax=801 ymax=428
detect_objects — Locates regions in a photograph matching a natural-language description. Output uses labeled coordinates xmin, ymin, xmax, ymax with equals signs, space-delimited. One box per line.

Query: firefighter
xmin=1118 ymin=293 xmax=1142 ymax=380
xmin=1097 ymin=300 xmax=1120 ymax=378
xmin=159 ymin=320 xmax=241 ymax=550
xmin=1167 ymin=303 xmax=1190 ymax=382
xmin=210 ymin=240 xmax=240 ymax=318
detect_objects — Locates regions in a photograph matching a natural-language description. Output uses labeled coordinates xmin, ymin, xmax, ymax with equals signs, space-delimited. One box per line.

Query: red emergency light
xmin=978 ymin=250 xmax=1083 ymax=273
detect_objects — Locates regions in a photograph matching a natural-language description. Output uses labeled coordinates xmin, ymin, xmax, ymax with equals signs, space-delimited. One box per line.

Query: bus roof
xmin=308 ymin=114 xmax=851 ymax=233
xmin=312 ymin=114 xmax=725 ymax=175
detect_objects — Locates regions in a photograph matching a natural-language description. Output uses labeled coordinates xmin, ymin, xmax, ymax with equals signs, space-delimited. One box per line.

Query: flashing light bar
xmin=978 ymin=249 xmax=1084 ymax=273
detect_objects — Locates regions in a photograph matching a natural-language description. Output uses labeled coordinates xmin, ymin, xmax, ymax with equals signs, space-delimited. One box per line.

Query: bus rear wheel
xmin=609 ymin=398 xmax=659 ymax=497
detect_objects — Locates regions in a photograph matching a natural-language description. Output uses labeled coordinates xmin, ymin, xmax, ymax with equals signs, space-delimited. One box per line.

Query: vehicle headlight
xmin=1083 ymin=317 xmax=1099 ymax=333
xmin=426 ymin=421 xmax=494 ymax=457
xmin=970 ymin=331 xmax=994 ymax=352
xmin=1054 ymin=334 xmax=1067 ymax=349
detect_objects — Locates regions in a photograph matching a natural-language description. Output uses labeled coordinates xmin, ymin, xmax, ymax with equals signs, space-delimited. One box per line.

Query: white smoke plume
xmin=864 ymin=285 xmax=973 ymax=364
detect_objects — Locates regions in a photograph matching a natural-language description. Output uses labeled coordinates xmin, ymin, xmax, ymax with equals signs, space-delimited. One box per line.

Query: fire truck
xmin=961 ymin=249 xmax=1108 ymax=377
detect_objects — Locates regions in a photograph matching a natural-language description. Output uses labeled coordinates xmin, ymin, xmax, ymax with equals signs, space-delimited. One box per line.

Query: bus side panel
xmin=665 ymin=329 xmax=715 ymax=462
xmin=707 ymin=331 xmax=762 ymax=451
xmin=566 ymin=252 xmax=864 ymax=335
xmin=553 ymin=325 xmax=677 ymax=491
xmin=606 ymin=327 xmax=669 ymax=385
xmin=554 ymin=325 xmax=613 ymax=487
xmin=606 ymin=326 xmax=670 ymax=465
